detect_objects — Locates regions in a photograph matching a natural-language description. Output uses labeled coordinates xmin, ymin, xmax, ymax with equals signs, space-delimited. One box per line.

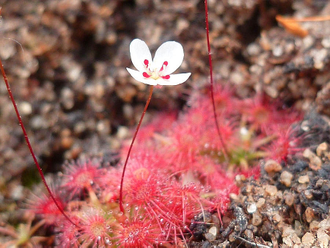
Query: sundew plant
xmin=0 ymin=1 xmax=304 ymax=247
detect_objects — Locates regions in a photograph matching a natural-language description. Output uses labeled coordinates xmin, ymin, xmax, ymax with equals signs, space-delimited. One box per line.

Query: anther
xmin=144 ymin=59 xmax=149 ymax=66
xmin=161 ymin=75 xmax=170 ymax=80
xmin=160 ymin=61 xmax=168 ymax=72
xmin=143 ymin=72 xmax=150 ymax=78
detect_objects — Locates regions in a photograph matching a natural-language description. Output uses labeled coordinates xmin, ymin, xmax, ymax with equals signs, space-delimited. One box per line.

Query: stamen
xmin=143 ymin=72 xmax=150 ymax=78
xmin=144 ymin=59 xmax=149 ymax=67
xmin=159 ymin=61 xmax=168 ymax=72
xmin=161 ymin=75 xmax=170 ymax=80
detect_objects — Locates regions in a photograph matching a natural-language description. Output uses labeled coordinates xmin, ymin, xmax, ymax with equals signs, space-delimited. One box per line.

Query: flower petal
xmin=129 ymin=39 xmax=152 ymax=72
xmin=158 ymin=73 xmax=191 ymax=86
xmin=153 ymin=41 xmax=184 ymax=75
xmin=126 ymin=68 xmax=157 ymax=85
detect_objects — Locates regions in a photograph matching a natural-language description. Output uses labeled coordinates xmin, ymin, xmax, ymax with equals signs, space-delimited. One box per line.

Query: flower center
xmin=142 ymin=60 xmax=170 ymax=80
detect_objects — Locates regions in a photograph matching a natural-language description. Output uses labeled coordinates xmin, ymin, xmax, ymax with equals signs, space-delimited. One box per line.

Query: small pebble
xmin=117 ymin=126 xmax=129 ymax=139
xmin=19 ymin=102 xmax=33 ymax=115
xmin=303 ymin=148 xmax=315 ymax=160
xmin=297 ymin=183 xmax=307 ymax=193
xmin=298 ymin=175 xmax=309 ymax=184
xmin=96 ymin=120 xmax=111 ymax=135
xmin=265 ymin=185 xmax=277 ymax=196
xmin=321 ymin=37 xmax=330 ymax=48
xmin=294 ymin=220 xmax=304 ymax=237
xmin=247 ymin=203 xmax=257 ymax=214
xmin=61 ymin=136 xmax=73 ymax=149
xmin=205 ymin=226 xmax=217 ymax=242
xmin=302 ymin=36 xmax=314 ymax=50
xmin=283 ymin=233 xmax=301 ymax=246
xmin=316 ymin=179 xmax=326 ymax=188
xmin=317 ymin=229 xmax=329 ymax=248
xmin=74 ymin=121 xmax=87 ymax=135
xmin=303 ymin=149 xmax=322 ymax=170
xmin=282 ymin=225 xmax=295 ymax=237
xmin=304 ymin=190 xmax=313 ymax=199
xmin=283 ymin=192 xmax=295 ymax=206
xmin=318 ymin=218 xmax=330 ymax=229
xmin=247 ymin=43 xmax=261 ymax=56
xmin=244 ymin=229 xmax=254 ymax=240
xmin=302 ymin=232 xmax=315 ymax=246
xmin=60 ymin=87 xmax=75 ymax=110
xmin=305 ymin=207 xmax=314 ymax=223
xmin=256 ymin=198 xmax=265 ymax=208
xmin=228 ymin=233 xmax=236 ymax=242
xmin=272 ymin=213 xmax=281 ymax=223
xmin=309 ymin=220 xmax=319 ymax=231
xmin=264 ymin=159 xmax=282 ymax=174
xmin=252 ymin=212 xmax=262 ymax=226
xmin=313 ymin=49 xmax=328 ymax=70
xmin=10 ymin=185 xmax=24 ymax=200
xmin=235 ymin=174 xmax=246 ymax=187
xmin=30 ymin=115 xmax=47 ymax=129
xmin=280 ymin=171 xmax=293 ymax=187
xmin=209 ymin=226 xmax=217 ymax=237
xmin=272 ymin=45 xmax=283 ymax=57
xmin=229 ymin=193 xmax=239 ymax=201
xmin=230 ymin=71 xmax=244 ymax=85
xmin=316 ymin=142 xmax=328 ymax=157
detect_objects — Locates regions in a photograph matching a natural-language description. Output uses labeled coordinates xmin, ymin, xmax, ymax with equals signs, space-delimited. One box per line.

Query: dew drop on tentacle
xmin=105 ymin=237 xmax=111 ymax=245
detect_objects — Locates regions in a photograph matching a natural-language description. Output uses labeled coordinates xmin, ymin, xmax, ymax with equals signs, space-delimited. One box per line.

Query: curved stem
xmin=0 ymin=60 xmax=78 ymax=228
xmin=119 ymin=85 xmax=154 ymax=212
xmin=204 ymin=0 xmax=229 ymax=161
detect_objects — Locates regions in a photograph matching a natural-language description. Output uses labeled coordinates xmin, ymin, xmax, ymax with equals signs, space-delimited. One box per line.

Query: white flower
xmin=126 ymin=39 xmax=191 ymax=86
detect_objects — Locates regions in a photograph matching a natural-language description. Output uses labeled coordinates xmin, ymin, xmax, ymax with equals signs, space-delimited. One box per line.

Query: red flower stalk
xmin=0 ymin=53 xmax=77 ymax=227
xmin=204 ymin=0 xmax=229 ymax=160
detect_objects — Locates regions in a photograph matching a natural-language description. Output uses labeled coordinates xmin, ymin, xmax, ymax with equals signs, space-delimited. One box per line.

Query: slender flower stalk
xmin=0 ymin=59 xmax=78 ymax=227
xmin=204 ymin=0 xmax=229 ymax=161
xmin=119 ymin=85 xmax=154 ymax=212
